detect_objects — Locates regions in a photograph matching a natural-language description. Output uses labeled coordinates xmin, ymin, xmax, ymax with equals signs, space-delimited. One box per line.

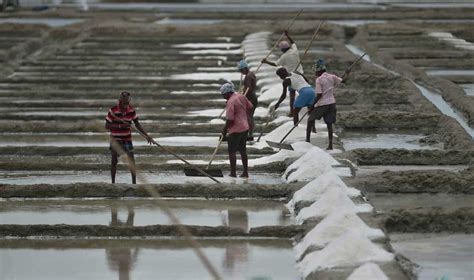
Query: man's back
xmin=226 ymin=93 xmax=253 ymax=134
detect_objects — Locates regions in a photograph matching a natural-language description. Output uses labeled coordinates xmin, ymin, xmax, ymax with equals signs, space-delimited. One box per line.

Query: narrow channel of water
xmin=0 ymin=199 xmax=293 ymax=229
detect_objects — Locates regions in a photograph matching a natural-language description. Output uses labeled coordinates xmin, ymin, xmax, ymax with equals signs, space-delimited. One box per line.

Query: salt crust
xmin=294 ymin=210 xmax=385 ymax=260
xmin=248 ymin=141 xmax=314 ymax=167
xmin=283 ymin=146 xmax=339 ymax=183
xmin=347 ymin=263 xmax=389 ymax=280
xmin=298 ymin=229 xmax=394 ymax=277
xmin=296 ymin=188 xmax=373 ymax=224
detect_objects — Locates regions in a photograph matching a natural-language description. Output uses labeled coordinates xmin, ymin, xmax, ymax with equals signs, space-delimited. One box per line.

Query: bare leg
xmin=126 ymin=152 xmax=137 ymax=184
xmin=289 ymin=89 xmax=296 ymax=116
xmin=293 ymin=107 xmax=301 ymax=126
xmin=111 ymin=153 xmax=118 ymax=184
xmin=306 ymin=119 xmax=315 ymax=143
xmin=327 ymin=123 xmax=333 ymax=150
xmin=239 ymin=149 xmax=248 ymax=177
xmin=229 ymin=152 xmax=237 ymax=177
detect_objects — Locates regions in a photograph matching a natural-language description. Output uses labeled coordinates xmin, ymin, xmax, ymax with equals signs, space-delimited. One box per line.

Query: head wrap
xmin=237 ymin=59 xmax=248 ymax=70
xmin=278 ymin=40 xmax=290 ymax=50
xmin=314 ymin=59 xmax=327 ymax=72
xmin=219 ymin=82 xmax=235 ymax=95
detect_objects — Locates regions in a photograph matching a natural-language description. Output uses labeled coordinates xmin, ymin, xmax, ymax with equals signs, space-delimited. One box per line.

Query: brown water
xmin=0 ymin=239 xmax=300 ymax=280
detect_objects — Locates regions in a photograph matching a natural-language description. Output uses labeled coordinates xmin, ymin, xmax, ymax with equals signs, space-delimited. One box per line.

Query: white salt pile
xmin=259 ymin=83 xmax=283 ymax=101
xmin=294 ymin=210 xmax=385 ymax=260
xmin=283 ymin=146 xmax=339 ymax=183
xmin=189 ymin=107 xmax=268 ymax=117
xmin=248 ymin=141 xmax=313 ymax=167
xmin=298 ymin=229 xmax=394 ymax=278
xmin=296 ymin=187 xmax=373 ymax=223
xmin=347 ymin=263 xmax=389 ymax=280
xmin=287 ymin=170 xmax=360 ymax=210
xmin=252 ymin=121 xmax=324 ymax=149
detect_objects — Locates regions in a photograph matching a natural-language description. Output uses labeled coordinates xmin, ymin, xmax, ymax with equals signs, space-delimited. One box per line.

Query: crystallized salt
xmin=283 ymin=147 xmax=339 ymax=183
xmin=188 ymin=107 xmax=268 ymax=118
xmin=295 ymin=187 xmax=373 ymax=223
xmin=347 ymin=263 xmax=389 ymax=280
xmin=288 ymin=170 xmax=360 ymax=210
xmin=209 ymin=118 xmax=225 ymax=125
xmin=298 ymin=229 xmax=394 ymax=278
xmin=249 ymin=142 xmax=314 ymax=167
xmin=294 ymin=210 xmax=385 ymax=260
xmin=259 ymin=83 xmax=283 ymax=101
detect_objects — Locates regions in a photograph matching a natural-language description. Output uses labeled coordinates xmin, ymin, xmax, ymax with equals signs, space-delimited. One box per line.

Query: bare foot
xmin=229 ymin=173 xmax=237 ymax=178
xmin=326 ymin=146 xmax=333 ymax=150
xmin=312 ymin=127 xmax=317 ymax=133
xmin=239 ymin=173 xmax=249 ymax=178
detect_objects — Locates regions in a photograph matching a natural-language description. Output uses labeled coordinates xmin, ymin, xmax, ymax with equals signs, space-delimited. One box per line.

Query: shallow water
xmin=0 ymin=199 xmax=293 ymax=230
xmin=391 ymin=234 xmax=474 ymax=280
xmin=0 ymin=239 xmax=300 ymax=280
xmin=156 ymin=18 xmax=223 ymax=25
xmin=460 ymin=84 xmax=474 ymax=96
xmin=369 ymin=193 xmax=474 ymax=212
xmin=341 ymin=131 xmax=441 ymax=150
xmin=0 ymin=18 xmax=83 ymax=27
xmin=0 ymin=170 xmax=284 ymax=185
xmin=426 ymin=69 xmax=474 ymax=76
xmin=356 ymin=165 xmax=468 ymax=176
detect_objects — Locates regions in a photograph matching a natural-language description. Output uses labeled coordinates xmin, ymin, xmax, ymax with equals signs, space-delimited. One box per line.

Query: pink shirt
xmin=226 ymin=93 xmax=253 ymax=134
xmin=315 ymin=72 xmax=342 ymax=107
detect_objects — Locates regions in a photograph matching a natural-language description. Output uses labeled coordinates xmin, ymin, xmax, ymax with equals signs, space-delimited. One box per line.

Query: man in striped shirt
xmin=105 ymin=91 xmax=153 ymax=184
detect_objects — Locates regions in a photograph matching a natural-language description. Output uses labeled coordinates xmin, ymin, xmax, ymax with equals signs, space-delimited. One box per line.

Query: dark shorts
xmin=227 ymin=131 xmax=247 ymax=153
xmin=110 ymin=140 xmax=134 ymax=156
xmin=309 ymin=103 xmax=337 ymax=124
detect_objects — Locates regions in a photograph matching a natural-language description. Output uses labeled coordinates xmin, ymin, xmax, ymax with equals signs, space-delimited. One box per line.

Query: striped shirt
xmin=105 ymin=103 xmax=138 ymax=141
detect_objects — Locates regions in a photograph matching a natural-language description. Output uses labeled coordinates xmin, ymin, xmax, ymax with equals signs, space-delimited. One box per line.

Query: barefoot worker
xmin=274 ymin=67 xmax=317 ymax=128
xmin=237 ymin=59 xmax=258 ymax=140
xmin=307 ymin=59 xmax=344 ymax=149
xmin=220 ymin=82 xmax=253 ymax=178
xmin=261 ymin=31 xmax=303 ymax=116
xmin=105 ymin=91 xmax=153 ymax=184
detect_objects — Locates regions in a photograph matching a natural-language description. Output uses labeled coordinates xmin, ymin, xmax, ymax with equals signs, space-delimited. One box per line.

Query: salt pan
xmin=298 ymin=229 xmax=394 ymax=277
xmin=294 ymin=210 xmax=385 ymax=260
xmin=209 ymin=118 xmax=225 ymax=125
xmin=347 ymin=263 xmax=389 ymax=280
xmin=295 ymin=187 xmax=373 ymax=223
xmin=249 ymin=142 xmax=314 ymax=167
xmin=180 ymin=49 xmax=241 ymax=55
xmin=173 ymin=43 xmax=240 ymax=49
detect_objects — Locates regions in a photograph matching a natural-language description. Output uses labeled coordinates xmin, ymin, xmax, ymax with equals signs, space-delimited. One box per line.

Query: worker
xmin=220 ymin=82 xmax=253 ymax=178
xmin=237 ymin=59 xmax=258 ymax=140
xmin=105 ymin=91 xmax=153 ymax=184
xmin=261 ymin=30 xmax=303 ymax=116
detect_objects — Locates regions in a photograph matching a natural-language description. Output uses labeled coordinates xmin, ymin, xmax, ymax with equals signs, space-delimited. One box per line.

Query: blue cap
xmin=314 ymin=58 xmax=326 ymax=71
xmin=219 ymin=82 xmax=235 ymax=94
xmin=237 ymin=59 xmax=248 ymax=70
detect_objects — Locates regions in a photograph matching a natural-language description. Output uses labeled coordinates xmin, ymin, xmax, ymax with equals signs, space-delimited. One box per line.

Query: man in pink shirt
xmin=220 ymin=82 xmax=254 ymax=177
xmin=308 ymin=59 xmax=347 ymax=150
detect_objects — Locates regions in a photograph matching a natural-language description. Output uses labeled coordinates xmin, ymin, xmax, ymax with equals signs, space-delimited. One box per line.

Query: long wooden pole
xmin=293 ymin=20 xmax=324 ymax=72
xmin=254 ymin=9 xmax=303 ymax=73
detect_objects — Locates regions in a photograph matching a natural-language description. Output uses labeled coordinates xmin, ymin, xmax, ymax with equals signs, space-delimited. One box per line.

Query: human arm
xmin=133 ymin=119 xmax=154 ymax=144
xmin=274 ymin=79 xmax=290 ymax=110
xmin=261 ymin=58 xmax=278 ymax=67
xmin=284 ymin=30 xmax=295 ymax=45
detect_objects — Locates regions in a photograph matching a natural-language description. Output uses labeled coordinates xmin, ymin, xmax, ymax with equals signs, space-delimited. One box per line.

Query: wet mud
xmin=0 ymin=182 xmax=302 ymax=199
xmin=0 ymin=223 xmax=306 ymax=238
xmin=349 ymin=168 xmax=474 ymax=194
xmin=385 ymin=207 xmax=474 ymax=233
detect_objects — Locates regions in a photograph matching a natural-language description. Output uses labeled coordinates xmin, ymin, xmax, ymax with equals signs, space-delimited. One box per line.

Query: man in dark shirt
xmin=237 ymin=60 xmax=258 ymax=139
xmin=105 ymin=91 xmax=153 ymax=184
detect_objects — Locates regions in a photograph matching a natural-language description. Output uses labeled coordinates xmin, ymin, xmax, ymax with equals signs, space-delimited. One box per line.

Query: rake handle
xmin=207 ymin=135 xmax=224 ymax=169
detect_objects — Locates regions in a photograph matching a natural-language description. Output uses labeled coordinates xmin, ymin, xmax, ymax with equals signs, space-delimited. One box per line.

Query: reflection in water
xmin=222 ymin=210 xmax=250 ymax=274
xmin=107 ymin=205 xmax=138 ymax=280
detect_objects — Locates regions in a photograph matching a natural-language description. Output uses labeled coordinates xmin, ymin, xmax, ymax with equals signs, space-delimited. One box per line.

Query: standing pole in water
xmin=254 ymin=9 xmax=303 ymax=73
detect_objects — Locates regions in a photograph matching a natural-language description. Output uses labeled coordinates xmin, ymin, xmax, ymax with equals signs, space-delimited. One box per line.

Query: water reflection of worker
xmin=106 ymin=245 xmax=139 ymax=280
xmin=223 ymin=209 xmax=249 ymax=273
xmin=110 ymin=204 xmax=135 ymax=226
xmin=107 ymin=204 xmax=138 ymax=280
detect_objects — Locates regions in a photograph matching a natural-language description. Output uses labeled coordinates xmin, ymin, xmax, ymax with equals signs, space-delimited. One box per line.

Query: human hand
xmin=261 ymin=58 xmax=268 ymax=64
xmin=145 ymin=135 xmax=154 ymax=145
